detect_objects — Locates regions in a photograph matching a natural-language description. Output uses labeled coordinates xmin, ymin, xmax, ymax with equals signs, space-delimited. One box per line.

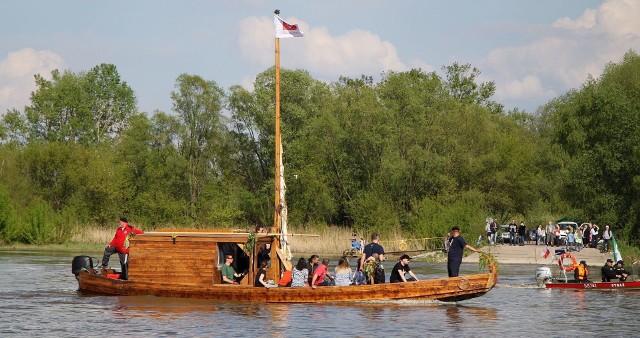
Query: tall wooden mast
xmin=273 ymin=11 xmax=282 ymax=235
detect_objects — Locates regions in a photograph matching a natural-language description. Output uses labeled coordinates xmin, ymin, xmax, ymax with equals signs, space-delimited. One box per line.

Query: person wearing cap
xmin=613 ymin=260 xmax=629 ymax=281
xmin=573 ymin=260 xmax=590 ymax=283
xmin=601 ymin=259 xmax=621 ymax=282
xmin=390 ymin=254 xmax=419 ymax=283
xmin=447 ymin=226 xmax=480 ymax=277
xmin=101 ymin=217 xmax=144 ymax=280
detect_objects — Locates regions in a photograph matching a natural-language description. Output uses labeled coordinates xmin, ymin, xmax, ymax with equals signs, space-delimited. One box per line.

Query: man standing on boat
xmin=360 ymin=233 xmax=385 ymax=270
xmin=101 ymin=217 xmax=144 ymax=280
xmin=447 ymin=226 xmax=480 ymax=277
xmin=360 ymin=233 xmax=385 ymax=284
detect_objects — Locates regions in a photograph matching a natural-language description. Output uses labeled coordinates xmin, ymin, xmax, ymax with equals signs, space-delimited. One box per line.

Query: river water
xmin=1 ymin=250 xmax=639 ymax=337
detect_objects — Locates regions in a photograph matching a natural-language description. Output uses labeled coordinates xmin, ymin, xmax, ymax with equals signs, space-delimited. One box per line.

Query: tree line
xmin=1 ymin=51 xmax=640 ymax=246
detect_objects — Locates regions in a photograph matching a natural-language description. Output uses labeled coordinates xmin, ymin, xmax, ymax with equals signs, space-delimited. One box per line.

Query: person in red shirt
xmin=311 ymin=258 xmax=334 ymax=289
xmin=101 ymin=217 xmax=144 ymax=279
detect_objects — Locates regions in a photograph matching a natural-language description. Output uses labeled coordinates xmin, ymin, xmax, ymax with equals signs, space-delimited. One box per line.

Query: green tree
xmin=541 ymin=50 xmax=640 ymax=242
xmin=6 ymin=64 xmax=136 ymax=145
xmin=171 ymin=73 xmax=226 ymax=222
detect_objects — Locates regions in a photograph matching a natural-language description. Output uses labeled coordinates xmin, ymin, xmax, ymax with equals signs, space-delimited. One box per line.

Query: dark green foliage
xmin=1 ymin=53 xmax=640 ymax=246
xmin=541 ymin=50 xmax=640 ymax=244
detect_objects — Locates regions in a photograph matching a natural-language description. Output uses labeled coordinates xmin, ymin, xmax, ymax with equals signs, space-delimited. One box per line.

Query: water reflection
xmin=445 ymin=306 xmax=462 ymax=326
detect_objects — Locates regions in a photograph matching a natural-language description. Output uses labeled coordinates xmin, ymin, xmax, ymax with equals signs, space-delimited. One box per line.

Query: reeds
xmin=69 ymin=224 xmax=436 ymax=257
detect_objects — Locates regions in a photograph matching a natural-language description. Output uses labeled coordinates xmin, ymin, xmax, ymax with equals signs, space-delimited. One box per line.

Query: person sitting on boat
xmin=447 ymin=226 xmax=480 ymax=277
xmin=307 ymin=254 xmax=319 ymax=285
xmin=613 ymin=260 xmax=629 ymax=282
xmin=254 ymin=260 xmax=268 ymax=287
xmin=221 ymin=254 xmax=245 ymax=284
xmin=101 ymin=217 xmax=144 ymax=280
xmin=291 ymin=258 xmax=309 ymax=287
xmin=334 ymin=256 xmax=352 ymax=286
xmin=601 ymin=259 xmax=621 ymax=282
xmin=573 ymin=260 xmax=590 ymax=283
xmin=390 ymin=254 xmax=419 ymax=283
xmin=311 ymin=258 xmax=334 ymax=288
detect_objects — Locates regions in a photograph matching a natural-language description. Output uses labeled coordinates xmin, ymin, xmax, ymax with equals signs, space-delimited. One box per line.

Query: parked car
xmin=499 ymin=225 xmax=510 ymax=244
xmin=557 ymin=221 xmax=578 ymax=244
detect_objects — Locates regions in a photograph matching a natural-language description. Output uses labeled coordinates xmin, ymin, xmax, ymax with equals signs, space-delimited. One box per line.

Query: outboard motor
xmin=72 ymin=256 xmax=94 ymax=277
xmin=535 ymin=266 xmax=552 ymax=287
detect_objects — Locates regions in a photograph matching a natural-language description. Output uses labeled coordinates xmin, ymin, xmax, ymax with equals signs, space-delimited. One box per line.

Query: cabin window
xmin=217 ymin=243 xmax=250 ymax=274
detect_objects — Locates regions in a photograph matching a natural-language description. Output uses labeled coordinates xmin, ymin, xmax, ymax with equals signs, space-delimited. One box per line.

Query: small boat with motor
xmin=536 ymin=251 xmax=639 ymax=290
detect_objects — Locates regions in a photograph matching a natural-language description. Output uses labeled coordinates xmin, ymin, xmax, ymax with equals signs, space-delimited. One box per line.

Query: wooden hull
xmin=545 ymin=280 xmax=640 ymax=290
xmin=77 ymin=268 xmax=497 ymax=303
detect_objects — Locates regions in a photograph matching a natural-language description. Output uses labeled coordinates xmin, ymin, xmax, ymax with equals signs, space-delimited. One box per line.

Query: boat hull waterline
xmin=545 ymin=280 xmax=640 ymax=290
xmin=77 ymin=268 xmax=497 ymax=303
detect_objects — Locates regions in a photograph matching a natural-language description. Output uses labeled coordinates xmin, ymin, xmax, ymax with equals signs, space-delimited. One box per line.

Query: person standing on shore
xmin=509 ymin=220 xmax=517 ymax=246
xmin=546 ymin=221 xmax=554 ymax=246
xmin=101 ymin=217 xmax=144 ymax=280
xmin=447 ymin=226 xmax=480 ymax=277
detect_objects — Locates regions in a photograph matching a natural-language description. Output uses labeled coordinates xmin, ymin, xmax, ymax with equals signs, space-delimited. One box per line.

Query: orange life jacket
xmin=576 ymin=265 xmax=588 ymax=280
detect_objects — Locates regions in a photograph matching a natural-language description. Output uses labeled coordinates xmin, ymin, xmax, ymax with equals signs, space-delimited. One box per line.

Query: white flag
xmin=274 ymin=15 xmax=303 ymax=38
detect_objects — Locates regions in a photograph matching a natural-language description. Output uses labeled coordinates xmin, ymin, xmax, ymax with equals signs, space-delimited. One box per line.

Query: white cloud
xmin=486 ymin=0 xmax=640 ymax=110
xmin=497 ymin=74 xmax=556 ymax=101
xmin=237 ymin=16 xmax=409 ymax=82
xmin=0 ymin=48 xmax=66 ymax=115
xmin=552 ymin=9 xmax=597 ymax=30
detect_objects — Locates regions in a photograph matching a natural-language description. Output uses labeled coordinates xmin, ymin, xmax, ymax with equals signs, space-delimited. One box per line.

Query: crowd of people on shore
xmin=482 ymin=219 xmax=614 ymax=253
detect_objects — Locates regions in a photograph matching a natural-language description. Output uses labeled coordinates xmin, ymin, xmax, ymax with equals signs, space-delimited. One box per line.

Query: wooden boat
xmin=72 ymin=11 xmax=498 ymax=303
xmin=73 ymin=229 xmax=498 ymax=303
xmin=545 ymin=280 xmax=640 ymax=290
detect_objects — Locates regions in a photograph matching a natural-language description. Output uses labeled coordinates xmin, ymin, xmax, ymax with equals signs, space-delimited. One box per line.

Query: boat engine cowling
xmin=72 ymin=256 xmax=94 ymax=276
xmin=535 ymin=266 xmax=552 ymax=287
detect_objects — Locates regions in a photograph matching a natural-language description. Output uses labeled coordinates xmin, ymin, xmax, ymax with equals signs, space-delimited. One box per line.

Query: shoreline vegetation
xmin=2 ymin=224 xmax=638 ymax=266
xmin=0 ymin=225 xmax=451 ymax=262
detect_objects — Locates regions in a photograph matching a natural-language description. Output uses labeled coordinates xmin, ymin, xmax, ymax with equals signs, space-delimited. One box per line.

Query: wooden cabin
xmin=127 ymin=230 xmax=284 ymax=286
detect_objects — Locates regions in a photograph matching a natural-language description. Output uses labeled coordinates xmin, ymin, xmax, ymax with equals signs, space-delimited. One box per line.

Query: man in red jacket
xmin=101 ymin=217 xmax=144 ymax=279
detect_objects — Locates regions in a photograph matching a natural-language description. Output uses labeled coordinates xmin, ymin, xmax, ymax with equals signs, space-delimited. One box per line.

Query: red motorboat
xmin=545 ymin=280 xmax=640 ymax=290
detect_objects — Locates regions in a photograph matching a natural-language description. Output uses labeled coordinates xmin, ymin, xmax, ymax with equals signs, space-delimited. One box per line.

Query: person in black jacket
xmin=613 ymin=260 xmax=629 ymax=281
xmin=447 ymin=226 xmax=480 ymax=277
xmin=601 ymin=259 xmax=621 ymax=282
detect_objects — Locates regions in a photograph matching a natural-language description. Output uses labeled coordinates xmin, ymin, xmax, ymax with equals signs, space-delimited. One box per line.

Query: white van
xmin=556 ymin=221 xmax=578 ymax=241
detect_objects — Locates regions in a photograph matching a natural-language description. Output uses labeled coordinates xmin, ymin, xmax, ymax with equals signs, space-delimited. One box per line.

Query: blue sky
xmin=1 ymin=0 xmax=639 ymax=116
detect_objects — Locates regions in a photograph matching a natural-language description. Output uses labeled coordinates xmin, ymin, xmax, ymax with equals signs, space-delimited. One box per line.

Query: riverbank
xmin=464 ymin=243 xmax=613 ymax=265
